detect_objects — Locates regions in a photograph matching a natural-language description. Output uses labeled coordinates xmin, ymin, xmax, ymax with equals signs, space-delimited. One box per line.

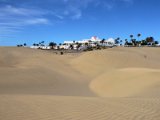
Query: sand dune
xmin=0 ymin=47 xmax=93 ymax=96
xmin=90 ymin=68 xmax=160 ymax=97
xmin=0 ymin=47 xmax=160 ymax=120
xmin=70 ymin=47 xmax=160 ymax=78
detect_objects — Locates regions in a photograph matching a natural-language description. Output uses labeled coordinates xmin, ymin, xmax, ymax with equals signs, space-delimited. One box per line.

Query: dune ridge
xmin=90 ymin=68 xmax=160 ymax=97
xmin=0 ymin=47 xmax=160 ymax=120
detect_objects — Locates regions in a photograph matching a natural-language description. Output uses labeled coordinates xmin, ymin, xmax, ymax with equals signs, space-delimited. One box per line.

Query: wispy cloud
xmin=0 ymin=5 xmax=45 ymax=16
xmin=0 ymin=0 xmax=135 ymax=37
xmin=0 ymin=5 xmax=50 ymax=37
xmin=50 ymin=0 xmax=134 ymax=19
xmin=24 ymin=18 xmax=49 ymax=25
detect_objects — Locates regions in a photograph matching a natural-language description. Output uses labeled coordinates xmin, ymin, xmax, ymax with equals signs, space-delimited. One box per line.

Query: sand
xmin=0 ymin=47 xmax=160 ymax=120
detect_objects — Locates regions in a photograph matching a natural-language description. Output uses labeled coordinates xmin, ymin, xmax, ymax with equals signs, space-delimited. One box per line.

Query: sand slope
xmin=71 ymin=47 xmax=160 ymax=97
xmin=0 ymin=47 xmax=160 ymax=120
xmin=0 ymin=47 xmax=92 ymax=96
xmin=90 ymin=68 xmax=160 ymax=97
xmin=71 ymin=47 xmax=160 ymax=77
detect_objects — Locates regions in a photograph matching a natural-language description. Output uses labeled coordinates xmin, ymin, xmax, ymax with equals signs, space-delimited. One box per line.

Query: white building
xmin=41 ymin=46 xmax=51 ymax=50
xmin=63 ymin=36 xmax=116 ymax=47
xmin=103 ymin=38 xmax=115 ymax=46
xmin=64 ymin=36 xmax=101 ymax=44
xmin=30 ymin=36 xmax=116 ymax=50
xmin=64 ymin=41 xmax=75 ymax=45
xmin=30 ymin=45 xmax=51 ymax=50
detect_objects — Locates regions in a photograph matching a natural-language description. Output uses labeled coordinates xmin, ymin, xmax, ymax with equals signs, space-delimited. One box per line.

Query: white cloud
xmin=25 ymin=18 xmax=49 ymax=25
xmin=0 ymin=5 xmax=47 ymax=17
xmin=0 ymin=5 xmax=50 ymax=37
xmin=0 ymin=1 xmax=92 ymax=37
xmin=51 ymin=0 xmax=133 ymax=20
xmin=0 ymin=0 xmax=135 ymax=37
xmin=71 ymin=10 xmax=82 ymax=20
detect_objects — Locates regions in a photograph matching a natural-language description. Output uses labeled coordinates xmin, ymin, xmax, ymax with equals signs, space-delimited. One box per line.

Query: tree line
xmin=17 ymin=33 xmax=159 ymax=48
xmin=115 ymin=34 xmax=159 ymax=47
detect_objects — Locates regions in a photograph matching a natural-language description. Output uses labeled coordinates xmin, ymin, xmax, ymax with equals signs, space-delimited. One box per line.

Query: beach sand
xmin=0 ymin=47 xmax=160 ymax=120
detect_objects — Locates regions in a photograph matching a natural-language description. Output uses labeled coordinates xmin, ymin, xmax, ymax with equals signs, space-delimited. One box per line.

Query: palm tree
xmin=70 ymin=44 xmax=74 ymax=50
xmin=85 ymin=42 xmax=89 ymax=46
xmin=120 ymin=40 xmax=123 ymax=45
xmin=76 ymin=43 xmax=82 ymax=50
xmin=117 ymin=37 xmax=120 ymax=40
xmin=101 ymin=38 xmax=105 ymax=44
xmin=136 ymin=34 xmax=141 ymax=46
xmin=141 ymin=40 xmax=147 ymax=46
xmin=115 ymin=37 xmax=120 ymax=44
xmin=137 ymin=33 xmax=141 ymax=40
xmin=49 ymin=42 xmax=57 ymax=49
xmin=39 ymin=41 xmax=44 ymax=46
xmin=23 ymin=43 xmax=27 ymax=46
xmin=130 ymin=35 xmax=134 ymax=40
xmin=125 ymin=39 xmax=128 ymax=46
xmin=130 ymin=35 xmax=134 ymax=46
xmin=33 ymin=43 xmax=36 ymax=46
xmin=146 ymin=37 xmax=154 ymax=45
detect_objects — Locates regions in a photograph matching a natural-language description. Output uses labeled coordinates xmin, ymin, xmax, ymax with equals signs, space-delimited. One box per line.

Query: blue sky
xmin=0 ymin=0 xmax=160 ymax=46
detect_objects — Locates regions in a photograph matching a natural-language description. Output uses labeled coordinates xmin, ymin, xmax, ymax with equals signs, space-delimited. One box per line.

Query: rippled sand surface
xmin=0 ymin=47 xmax=160 ymax=120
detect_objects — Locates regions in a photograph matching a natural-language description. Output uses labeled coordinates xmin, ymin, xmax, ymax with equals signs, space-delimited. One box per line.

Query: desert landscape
xmin=0 ymin=47 xmax=160 ymax=120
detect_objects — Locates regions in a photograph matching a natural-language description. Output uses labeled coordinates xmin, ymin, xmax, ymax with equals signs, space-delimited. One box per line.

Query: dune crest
xmin=90 ymin=68 xmax=160 ymax=97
